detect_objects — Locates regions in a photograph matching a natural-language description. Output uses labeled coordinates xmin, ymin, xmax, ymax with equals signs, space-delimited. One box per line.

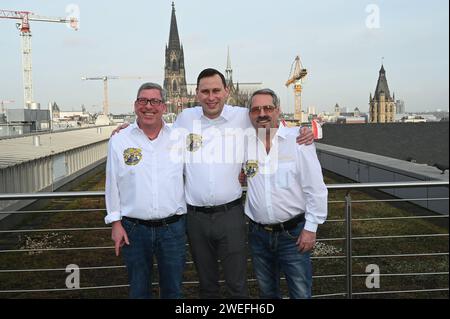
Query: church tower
xmin=225 ymin=46 xmax=233 ymax=87
xmin=164 ymin=2 xmax=187 ymax=113
xmin=369 ymin=65 xmax=396 ymax=123
xmin=225 ymin=47 xmax=238 ymax=105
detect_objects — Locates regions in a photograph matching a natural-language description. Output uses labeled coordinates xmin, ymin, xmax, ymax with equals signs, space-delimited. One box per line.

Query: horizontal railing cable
xmin=352 ymin=288 xmax=449 ymax=296
xmin=1 ymin=208 xmax=106 ymax=215
xmin=0 ymin=239 xmax=446 ymax=254
xmin=352 ymin=234 xmax=448 ymax=240
xmin=0 ymin=285 xmax=130 ymax=294
xmin=351 ymin=272 xmax=449 ymax=277
xmin=1 ymin=215 xmax=447 ymax=234
xmin=0 ymin=181 xmax=447 ymax=201
xmin=312 ymin=292 xmax=347 ymax=298
xmin=0 ymin=246 xmax=115 ymax=253
xmin=351 ymin=215 xmax=449 ymax=222
xmin=351 ymin=197 xmax=449 ymax=203
xmin=0 ymin=227 xmax=111 ymax=234
xmin=353 ymin=252 xmax=448 ymax=258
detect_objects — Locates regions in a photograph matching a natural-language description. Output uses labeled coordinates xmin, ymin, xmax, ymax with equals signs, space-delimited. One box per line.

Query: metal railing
xmin=0 ymin=180 xmax=448 ymax=298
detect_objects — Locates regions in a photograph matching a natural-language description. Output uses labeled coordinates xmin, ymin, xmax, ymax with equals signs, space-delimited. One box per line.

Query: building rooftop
xmin=316 ymin=142 xmax=449 ymax=181
xmin=0 ymin=126 xmax=116 ymax=169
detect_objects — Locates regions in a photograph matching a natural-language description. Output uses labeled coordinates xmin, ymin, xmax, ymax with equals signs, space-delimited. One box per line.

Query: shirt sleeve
xmin=172 ymin=110 xmax=183 ymax=129
xmin=294 ymin=125 xmax=315 ymax=145
xmin=240 ymin=108 xmax=253 ymax=130
xmin=296 ymin=143 xmax=328 ymax=232
xmin=172 ymin=107 xmax=190 ymax=129
xmin=104 ymin=139 xmax=122 ymax=224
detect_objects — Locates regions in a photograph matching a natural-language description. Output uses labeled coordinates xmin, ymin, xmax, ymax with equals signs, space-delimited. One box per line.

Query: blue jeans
xmin=121 ymin=215 xmax=186 ymax=299
xmin=248 ymin=220 xmax=312 ymax=299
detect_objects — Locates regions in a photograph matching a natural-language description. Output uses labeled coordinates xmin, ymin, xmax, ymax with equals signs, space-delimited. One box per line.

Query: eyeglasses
xmin=249 ymin=105 xmax=277 ymax=114
xmin=136 ymin=98 xmax=163 ymax=106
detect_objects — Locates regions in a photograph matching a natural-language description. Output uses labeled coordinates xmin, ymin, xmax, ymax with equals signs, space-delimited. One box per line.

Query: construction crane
xmin=81 ymin=76 xmax=146 ymax=116
xmin=1 ymin=100 xmax=15 ymax=115
xmin=285 ymin=55 xmax=308 ymax=122
xmin=0 ymin=10 xmax=78 ymax=107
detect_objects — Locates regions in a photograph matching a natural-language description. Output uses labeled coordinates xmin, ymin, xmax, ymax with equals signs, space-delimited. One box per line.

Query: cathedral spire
xmin=164 ymin=2 xmax=187 ymax=113
xmin=225 ymin=46 xmax=233 ymax=84
xmin=226 ymin=46 xmax=232 ymax=70
xmin=168 ymin=2 xmax=181 ymax=50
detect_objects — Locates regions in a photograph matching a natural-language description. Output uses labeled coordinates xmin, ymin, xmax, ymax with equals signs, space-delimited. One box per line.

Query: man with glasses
xmin=243 ymin=88 xmax=328 ymax=299
xmin=105 ymin=82 xmax=186 ymax=298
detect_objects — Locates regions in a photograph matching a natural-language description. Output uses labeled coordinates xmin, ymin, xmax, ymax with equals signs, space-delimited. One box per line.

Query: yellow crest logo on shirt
xmin=244 ymin=160 xmax=259 ymax=178
xmin=186 ymin=133 xmax=202 ymax=152
xmin=123 ymin=148 xmax=142 ymax=166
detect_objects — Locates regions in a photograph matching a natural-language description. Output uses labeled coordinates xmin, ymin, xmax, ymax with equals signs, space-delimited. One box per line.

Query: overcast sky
xmin=0 ymin=0 xmax=448 ymax=114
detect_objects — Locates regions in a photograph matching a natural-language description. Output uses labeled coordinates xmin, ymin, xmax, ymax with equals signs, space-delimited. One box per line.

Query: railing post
xmin=345 ymin=192 xmax=353 ymax=299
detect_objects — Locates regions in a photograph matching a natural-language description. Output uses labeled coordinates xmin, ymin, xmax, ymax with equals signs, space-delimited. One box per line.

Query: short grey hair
xmin=136 ymin=82 xmax=167 ymax=103
xmin=248 ymin=88 xmax=280 ymax=109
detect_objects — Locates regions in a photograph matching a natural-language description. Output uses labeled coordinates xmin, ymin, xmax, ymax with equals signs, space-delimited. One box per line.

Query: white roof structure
xmin=0 ymin=126 xmax=116 ymax=169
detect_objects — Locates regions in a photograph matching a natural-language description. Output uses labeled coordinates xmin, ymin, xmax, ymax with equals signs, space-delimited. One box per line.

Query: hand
xmin=238 ymin=170 xmax=247 ymax=186
xmin=111 ymin=221 xmax=130 ymax=256
xmin=296 ymin=229 xmax=316 ymax=253
xmin=296 ymin=126 xmax=314 ymax=145
xmin=111 ymin=122 xmax=130 ymax=136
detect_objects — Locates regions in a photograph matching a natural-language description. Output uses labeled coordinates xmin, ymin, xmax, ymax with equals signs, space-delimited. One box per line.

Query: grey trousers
xmin=187 ymin=203 xmax=248 ymax=298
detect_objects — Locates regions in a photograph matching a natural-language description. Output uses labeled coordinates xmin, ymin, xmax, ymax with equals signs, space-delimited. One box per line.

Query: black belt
xmin=187 ymin=197 xmax=242 ymax=214
xmin=123 ymin=215 xmax=182 ymax=227
xmin=251 ymin=213 xmax=305 ymax=232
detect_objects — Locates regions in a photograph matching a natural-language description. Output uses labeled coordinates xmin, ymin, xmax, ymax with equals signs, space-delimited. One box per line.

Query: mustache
xmin=256 ymin=116 xmax=271 ymax=122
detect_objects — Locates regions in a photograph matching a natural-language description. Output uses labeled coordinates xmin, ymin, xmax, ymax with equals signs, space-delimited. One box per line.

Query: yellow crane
xmin=285 ymin=55 xmax=307 ymax=122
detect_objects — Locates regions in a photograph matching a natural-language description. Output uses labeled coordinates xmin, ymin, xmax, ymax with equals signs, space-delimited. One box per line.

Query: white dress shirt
xmin=105 ymin=121 xmax=186 ymax=224
xmin=244 ymin=126 xmax=328 ymax=232
xmin=173 ymin=105 xmax=253 ymax=206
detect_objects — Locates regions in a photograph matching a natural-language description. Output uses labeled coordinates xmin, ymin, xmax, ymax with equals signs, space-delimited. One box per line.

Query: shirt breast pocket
xmin=118 ymin=165 xmax=137 ymax=180
xmin=276 ymin=162 xmax=295 ymax=189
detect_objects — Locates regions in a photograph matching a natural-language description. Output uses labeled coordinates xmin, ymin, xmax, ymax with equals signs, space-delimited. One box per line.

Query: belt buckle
xmin=204 ymin=206 xmax=213 ymax=213
xmin=264 ymin=226 xmax=273 ymax=232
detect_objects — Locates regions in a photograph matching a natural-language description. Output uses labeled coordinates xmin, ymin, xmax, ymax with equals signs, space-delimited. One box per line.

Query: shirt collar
xmin=249 ymin=123 xmax=288 ymax=141
xmin=199 ymin=104 xmax=231 ymax=122
xmin=131 ymin=119 xmax=170 ymax=135
xmin=130 ymin=120 xmax=139 ymax=131
xmin=275 ymin=124 xmax=290 ymax=140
